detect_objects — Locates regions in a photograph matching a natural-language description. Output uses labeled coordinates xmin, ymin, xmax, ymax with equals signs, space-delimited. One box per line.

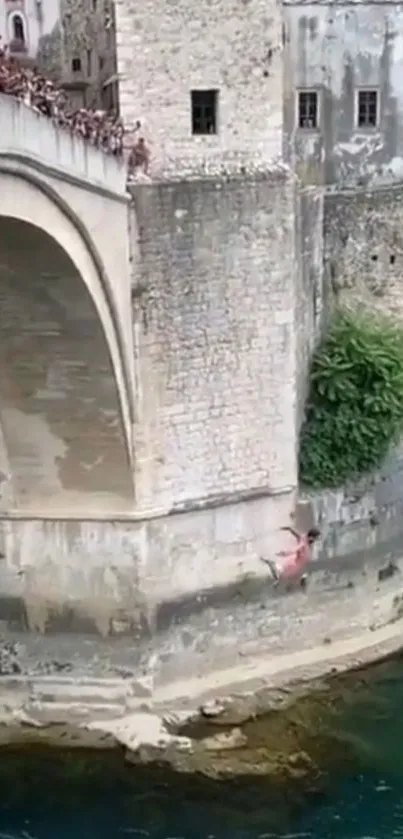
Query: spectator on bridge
xmin=0 ymin=49 xmax=126 ymax=159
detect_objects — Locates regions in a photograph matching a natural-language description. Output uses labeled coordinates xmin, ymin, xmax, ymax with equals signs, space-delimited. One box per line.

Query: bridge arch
xmin=0 ymin=166 xmax=134 ymax=513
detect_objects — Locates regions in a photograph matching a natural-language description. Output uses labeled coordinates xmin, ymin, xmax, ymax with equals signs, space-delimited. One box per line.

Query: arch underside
xmin=0 ymin=216 xmax=133 ymax=513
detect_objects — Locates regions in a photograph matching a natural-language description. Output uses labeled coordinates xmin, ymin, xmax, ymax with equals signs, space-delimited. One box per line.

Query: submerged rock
xmin=200 ymin=696 xmax=257 ymax=726
xmin=198 ymin=727 xmax=248 ymax=752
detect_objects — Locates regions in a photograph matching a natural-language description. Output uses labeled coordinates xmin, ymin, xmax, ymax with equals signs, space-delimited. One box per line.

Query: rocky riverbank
xmin=0 ymin=644 xmax=402 ymax=830
xmin=0 ymin=602 xmax=402 ymax=784
xmin=0 ymin=537 xmax=402 ymax=782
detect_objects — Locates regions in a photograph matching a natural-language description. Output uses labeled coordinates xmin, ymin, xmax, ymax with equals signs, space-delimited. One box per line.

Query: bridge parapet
xmin=0 ymin=94 xmax=127 ymax=195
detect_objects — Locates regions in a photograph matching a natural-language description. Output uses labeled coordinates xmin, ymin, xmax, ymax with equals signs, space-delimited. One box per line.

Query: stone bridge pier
xmin=0 ymin=94 xmax=301 ymax=643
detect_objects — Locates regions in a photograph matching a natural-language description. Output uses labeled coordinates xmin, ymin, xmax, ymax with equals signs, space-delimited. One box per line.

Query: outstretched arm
xmin=279 ymin=526 xmax=300 ymax=540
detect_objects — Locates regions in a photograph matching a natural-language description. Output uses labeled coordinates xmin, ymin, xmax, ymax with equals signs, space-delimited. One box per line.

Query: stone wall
xmin=0 ymin=163 xmax=305 ymax=638
xmin=294 ymin=185 xmax=324 ymax=428
xmin=0 ymin=491 xmax=296 ymax=637
xmin=130 ymin=171 xmax=298 ymax=514
xmin=114 ymin=0 xmax=283 ymax=178
xmin=324 ymin=182 xmax=403 ymax=317
xmin=305 ymin=440 xmax=403 ymax=563
xmin=284 ymin=1 xmax=403 ymax=189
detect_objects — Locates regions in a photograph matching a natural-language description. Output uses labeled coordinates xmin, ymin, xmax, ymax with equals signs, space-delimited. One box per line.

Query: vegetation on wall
xmin=299 ymin=309 xmax=403 ymax=488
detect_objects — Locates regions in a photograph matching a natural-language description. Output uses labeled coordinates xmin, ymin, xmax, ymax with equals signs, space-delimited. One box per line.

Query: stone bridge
xmin=0 ymin=98 xmax=302 ymax=639
xmin=0 ymin=94 xmax=135 ymax=515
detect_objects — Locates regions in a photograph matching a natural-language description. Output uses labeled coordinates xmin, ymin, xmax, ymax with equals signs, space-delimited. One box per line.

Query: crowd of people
xmin=0 ymin=40 xmax=143 ymax=164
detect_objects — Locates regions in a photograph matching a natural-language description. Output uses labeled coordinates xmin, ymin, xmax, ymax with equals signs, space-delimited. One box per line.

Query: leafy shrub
xmin=299 ymin=309 xmax=403 ymax=488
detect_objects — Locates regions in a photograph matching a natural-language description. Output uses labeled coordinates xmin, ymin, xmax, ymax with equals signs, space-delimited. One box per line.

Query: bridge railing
xmin=0 ymin=94 xmax=127 ymax=195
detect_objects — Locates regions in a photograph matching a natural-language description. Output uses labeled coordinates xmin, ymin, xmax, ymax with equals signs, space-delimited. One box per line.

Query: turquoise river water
xmin=2 ymin=653 xmax=403 ymax=839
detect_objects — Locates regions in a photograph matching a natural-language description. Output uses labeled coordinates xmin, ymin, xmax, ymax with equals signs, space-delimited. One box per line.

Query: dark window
xmin=298 ymin=90 xmax=318 ymax=129
xmin=191 ymin=90 xmax=218 ymax=135
xmin=357 ymin=90 xmax=378 ymax=128
xmin=86 ymin=48 xmax=92 ymax=77
xmin=99 ymin=55 xmax=104 ymax=71
xmin=12 ymin=14 xmax=25 ymax=42
xmin=71 ymin=57 xmax=81 ymax=72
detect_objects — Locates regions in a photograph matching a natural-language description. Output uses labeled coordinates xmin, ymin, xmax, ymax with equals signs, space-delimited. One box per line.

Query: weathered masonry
xmin=0 ymin=87 xmax=305 ymax=637
xmin=283 ymin=0 xmax=403 ymax=188
xmin=3 ymin=0 xmax=403 ymax=646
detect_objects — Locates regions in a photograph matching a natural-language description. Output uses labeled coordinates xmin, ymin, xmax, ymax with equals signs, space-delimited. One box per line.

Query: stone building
xmin=107 ymin=0 xmax=403 ymax=189
xmin=8 ymin=0 xmax=403 ymax=184
xmin=0 ymin=0 xmax=60 ymax=71
xmin=59 ymin=0 xmax=118 ymax=109
xmin=284 ymin=1 xmax=403 ymax=190
xmin=114 ymin=0 xmax=284 ymax=175
xmin=0 ymin=0 xmax=118 ymax=108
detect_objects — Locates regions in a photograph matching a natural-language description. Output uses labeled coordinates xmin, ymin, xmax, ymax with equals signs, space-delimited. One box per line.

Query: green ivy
xmin=299 ymin=309 xmax=403 ymax=488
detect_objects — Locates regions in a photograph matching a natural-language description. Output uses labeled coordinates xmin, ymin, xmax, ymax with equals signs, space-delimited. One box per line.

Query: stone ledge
xmin=128 ymin=160 xmax=295 ymax=187
xmin=0 ymin=543 xmax=401 ymax=731
xmin=0 ymin=610 xmax=401 ymax=776
xmin=0 ymin=484 xmax=295 ymax=522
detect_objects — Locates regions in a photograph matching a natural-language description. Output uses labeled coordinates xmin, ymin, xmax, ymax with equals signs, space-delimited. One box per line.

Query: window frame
xmin=191 ymin=89 xmax=218 ymax=136
xmin=12 ymin=13 xmax=25 ymax=42
xmin=356 ymin=87 xmax=380 ymax=130
xmin=296 ymin=88 xmax=320 ymax=131
xmin=7 ymin=10 xmax=28 ymax=50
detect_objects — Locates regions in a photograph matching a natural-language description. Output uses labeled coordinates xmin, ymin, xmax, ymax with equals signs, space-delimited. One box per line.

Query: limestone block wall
xmin=0 ymin=490 xmax=296 ymax=636
xmin=325 ymin=183 xmax=403 ymax=317
xmin=114 ymin=0 xmax=283 ymax=178
xmin=303 ymin=440 xmax=403 ymax=564
xmin=294 ymin=185 xmax=324 ymax=430
xmin=0 ymin=165 xmax=307 ymax=635
xmin=130 ymin=170 xmax=299 ymax=515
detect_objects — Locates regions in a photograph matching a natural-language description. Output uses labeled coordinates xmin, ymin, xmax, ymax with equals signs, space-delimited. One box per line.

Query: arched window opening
xmin=9 ymin=14 xmax=27 ymax=52
xmin=13 ymin=15 xmax=25 ymax=42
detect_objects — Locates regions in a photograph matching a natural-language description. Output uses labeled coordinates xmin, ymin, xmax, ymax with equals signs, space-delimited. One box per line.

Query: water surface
xmin=2 ymin=653 xmax=403 ymax=839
